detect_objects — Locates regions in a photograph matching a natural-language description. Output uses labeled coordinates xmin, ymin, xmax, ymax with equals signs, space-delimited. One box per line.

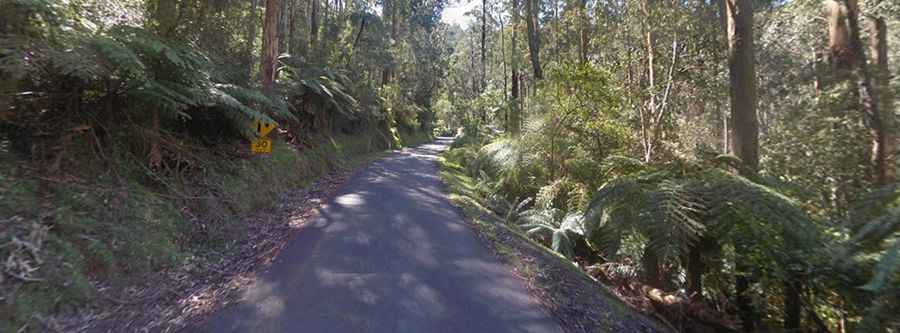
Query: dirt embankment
xmin=47 ymin=163 xmax=372 ymax=332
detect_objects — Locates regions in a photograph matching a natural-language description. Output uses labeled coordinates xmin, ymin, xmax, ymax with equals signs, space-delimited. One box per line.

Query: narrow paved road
xmin=204 ymin=138 xmax=563 ymax=333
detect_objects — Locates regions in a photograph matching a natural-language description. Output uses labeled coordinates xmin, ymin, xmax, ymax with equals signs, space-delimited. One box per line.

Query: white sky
xmin=441 ymin=0 xmax=478 ymax=28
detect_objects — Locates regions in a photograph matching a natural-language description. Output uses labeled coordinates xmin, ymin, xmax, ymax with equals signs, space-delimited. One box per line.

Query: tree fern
xmin=82 ymin=26 xmax=286 ymax=137
xmin=838 ymin=203 xmax=900 ymax=329
xmin=279 ymin=58 xmax=359 ymax=120
xmin=504 ymin=197 xmax=532 ymax=225
xmin=516 ymin=208 xmax=586 ymax=260
xmin=585 ymin=157 xmax=822 ymax=284
xmin=646 ymin=179 xmax=705 ymax=261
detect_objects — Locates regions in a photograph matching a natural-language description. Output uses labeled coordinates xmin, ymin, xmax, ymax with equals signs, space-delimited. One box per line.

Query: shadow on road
xmin=202 ymin=138 xmax=562 ymax=333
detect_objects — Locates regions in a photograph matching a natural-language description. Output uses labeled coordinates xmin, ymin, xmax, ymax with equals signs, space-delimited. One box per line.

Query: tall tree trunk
xmin=727 ymin=0 xmax=758 ymax=172
xmin=390 ymin=1 xmax=399 ymax=44
xmin=149 ymin=0 xmax=180 ymax=169
xmin=277 ymin=0 xmax=290 ymax=53
xmin=0 ymin=4 xmax=24 ymax=116
xmin=641 ymin=245 xmax=661 ymax=289
xmin=552 ymin=0 xmax=559 ymax=61
xmin=509 ymin=0 xmax=521 ymax=135
xmin=288 ymin=0 xmax=298 ymax=55
xmin=828 ymin=1 xmax=853 ymax=79
xmin=783 ymin=272 xmax=802 ymax=331
xmin=481 ymin=0 xmax=488 ymax=93
xmin=345 ymin=16 xmax=366 ymax=66
xmin=500 ymin=9 xmax=507 ymax=102
xmin=717 ymin=0 xmax=729 ymax=155
xmin=381 ymin=0 xmax=394 ymax=86
xmin=578 ymin=0 xmax=588 ymax=64
xmin=154 ymin=0 xmax=179 ymax=37
xmin=868 ymin=0 xmax=893 ymax=183
xmin=245 ymin=0 xmax=260 ymax=81
xmin=309 ymin=0 xmax=319 ymax=51
xmin=639 ymin=0 xmax=653 ymax=162
xmin=725 ymin=0 xmax=759 ymax=331
xmin=717 ymin=0 xmax=727 ymax=41
xmin=686 ymin=243 xmax=703 ymax=301
xmin=843 ymin=1 xmax=887 ymax=185
xmin=524 ymin=0 xmax=542 ymax=80
xmin=193 ymin=0 xmax=207 ymax=43
xmin=829 ymin=0 xmax=888 ymax=185
xmin=261 ymin=0 xmax=283 ymax=92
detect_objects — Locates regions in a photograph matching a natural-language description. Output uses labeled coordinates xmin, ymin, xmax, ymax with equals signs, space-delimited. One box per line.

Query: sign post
xmin=251 ymin=119 xmax=276 ymax=154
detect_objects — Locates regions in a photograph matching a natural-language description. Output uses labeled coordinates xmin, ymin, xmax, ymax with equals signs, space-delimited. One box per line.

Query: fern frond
xmin=646 ymin=179 xmax=705 ymax=260
xmin=860 ymin=236 xmax=900 ymax=292
xmin=585 ymin=160 xmax=821 ymax=276
xmin=552 ymin=229 xmax=577 ymax=259
xmin=90 ymin=34 xmax=147 ymax=82
xmin=215 ymin=84 xmax=295 ymax=122
xmin=601 ymin=154 xmax=645 ymax=175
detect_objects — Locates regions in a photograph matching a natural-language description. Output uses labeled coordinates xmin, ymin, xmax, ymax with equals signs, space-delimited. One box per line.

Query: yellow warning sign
xmin=251 ymin=138 xmax=272 ymax=154
xmin=253 ymin=119 xmax=276 ymax=137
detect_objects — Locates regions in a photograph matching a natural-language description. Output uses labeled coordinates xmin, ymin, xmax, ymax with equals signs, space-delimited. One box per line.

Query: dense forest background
xmin=1 ymin=0 xmax=899 ymax=331
xmin=438 ymin=0 xmax=899 ymax=331
xmin=1 ymin=0 xmax=442 ymax=329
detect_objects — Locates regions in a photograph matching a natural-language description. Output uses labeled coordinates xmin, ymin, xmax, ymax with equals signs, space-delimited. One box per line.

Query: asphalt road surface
xmin=203 ymin=137 xmax=563 ymax=333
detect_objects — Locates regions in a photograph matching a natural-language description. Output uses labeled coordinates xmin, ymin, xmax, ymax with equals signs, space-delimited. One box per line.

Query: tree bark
xmin=846 ymin=2 xmax=887 ymax=185
xmin=686 ymin=243 xmax=703 ymax=301
xmin=261 ymin=0 xmax=283 ymax=92
xmin=154 ymin=0 xmax=179 ymax=37
xmin=641 ymin=245 xmax=661 ymax=289
xmin=149 ymin=0 xmax=180 ymax=169
xmin=725 ymin=0 xmax=759 ymax=331
xmin=0 ymin=4 xmax=24 ymax=116
xmin=868 ymin=0 xmax=893 ymax=183
xmin=345 ymin=16 xmax=366 ymax=66
xmin=827 ymin=0 xmax=887 ymax=185
xmin=717 ymin=0 xmax=727 ymax=42
xmin=726 ymin=0 xmax=758 ymax=173
xmin=640 ymin=0 xmax=655 ymax=162
xmin=277 ymin=0 xmax=290 ymax=53
xmin=194 ymin=0 xmax=207 ymax=43
xmin=381 ymin=0 xmax=394 ymax=86
xmin=245 ymin=0 xmax=260 ymax=81
xmin=481 ymin=0 xmax=487 ymax=93
xmin=524 ymin=0 xmax=542 ymax=80
xmin=828 ymin=1 xmax=853 ymax=79
xmin=509 ymin=0 xmax=521 ymax=135
xmin=578 ymin=0 xmax=588 ymax=64
xmin=309 ymin=0 xmax=319 ymax=51
xmin=288 ymin=0 xmax=298 ymax=55
xmin=783 ymin=272 xmax=802 ymax=331
xmin=499 ymin=8 xmax=507 ymax=102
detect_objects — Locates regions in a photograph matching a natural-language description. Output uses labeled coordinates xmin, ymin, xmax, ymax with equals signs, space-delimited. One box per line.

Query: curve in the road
xmin=203 ymin=137 xmax=563 ymax=333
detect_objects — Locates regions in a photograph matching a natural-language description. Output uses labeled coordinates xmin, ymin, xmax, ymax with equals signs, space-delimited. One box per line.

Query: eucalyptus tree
xmin=261 ymin=0 xmax=282 ymax=92
xmin=827 ymin=0 xmax=888 ymax=185
xmin=510 ymin=0 xmax=522 ymax=134
xmin=724 ymin=0 xmax=759 ymax=330
xmin=524 ymin=0 xmax=542 ymax=80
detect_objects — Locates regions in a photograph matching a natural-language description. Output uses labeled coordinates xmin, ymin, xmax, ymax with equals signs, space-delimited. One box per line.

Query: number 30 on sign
xmin=251 ymin=138 xmax=272 ymax=154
